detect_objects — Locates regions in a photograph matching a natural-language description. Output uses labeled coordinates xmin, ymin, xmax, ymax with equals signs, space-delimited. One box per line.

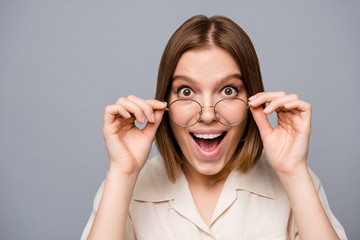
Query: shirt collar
xmin=132 ymin=153 xmax=275 ymax=202
xmin=232 ymin=154 xmax=275 ymax=199
xmin=132 ymin=155 xmax=176 ymax=202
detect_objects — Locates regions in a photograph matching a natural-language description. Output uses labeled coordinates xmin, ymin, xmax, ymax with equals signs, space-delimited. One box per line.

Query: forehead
xmin=173 ymin=47 xmax=241 ymax=83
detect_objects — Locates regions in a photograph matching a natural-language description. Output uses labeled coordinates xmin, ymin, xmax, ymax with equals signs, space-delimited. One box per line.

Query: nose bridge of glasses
xmin=199 ymin=104 xmax=217 ymax=124
xmin=201 ymin=105 xmax=215 ymax=109
xmin=198 ymin=94 xmax=217 ymax=108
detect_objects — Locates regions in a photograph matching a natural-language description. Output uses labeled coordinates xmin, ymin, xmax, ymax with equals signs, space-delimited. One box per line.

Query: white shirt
xmin=81 ymin=154 xmax=347 ymax=240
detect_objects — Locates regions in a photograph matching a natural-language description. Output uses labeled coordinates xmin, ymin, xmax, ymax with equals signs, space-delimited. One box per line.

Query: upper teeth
xmin=194 ymin=133 xmax=222 ymax=139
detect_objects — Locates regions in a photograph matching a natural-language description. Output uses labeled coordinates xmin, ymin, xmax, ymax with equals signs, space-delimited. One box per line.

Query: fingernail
xmin=121 ymin=111 xmax=131 ymax=118
xmin=160 ymin=102 xmax=168 ymax=110
xmin=263 ymin=106 xmax=271 ymax=114
xmin=285 ymin=102 xmax=294 ymax=108
xmin=249 ymin=98 xmax=258 ymax=105
xmin=142 ymin=115 xmax=146 ymax=124
xmin=158 ymin=101 xmax=167 ymax=108
xmin=248 ymin=95 xmax=256 ymax=101
xmin=150 ymin=113 xmax=155 ymax=122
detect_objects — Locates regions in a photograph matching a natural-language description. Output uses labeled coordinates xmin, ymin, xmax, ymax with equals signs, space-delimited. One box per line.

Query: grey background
xmin=0 ymin=0 xmax=359 ymax=239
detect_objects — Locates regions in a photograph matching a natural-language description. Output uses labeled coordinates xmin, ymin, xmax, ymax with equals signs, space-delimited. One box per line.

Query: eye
xmin=221 ymin=86 xmax=238 ymax=96
xmin=178 ymin=87 xmax=193 ymax=97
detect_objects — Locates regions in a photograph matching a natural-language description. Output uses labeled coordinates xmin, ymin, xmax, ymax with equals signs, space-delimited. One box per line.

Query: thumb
xmin=250 ymin=105 xmax=273 ymax=139
xmin=142 ymin=109 xmax=165 ymax=141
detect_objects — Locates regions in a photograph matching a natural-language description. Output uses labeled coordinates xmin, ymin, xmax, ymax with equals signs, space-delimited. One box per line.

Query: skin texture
xmin=88 ymin=47 xmax=340 ymax=240
xmin=169 ymin=48 xmax=248 ymax=182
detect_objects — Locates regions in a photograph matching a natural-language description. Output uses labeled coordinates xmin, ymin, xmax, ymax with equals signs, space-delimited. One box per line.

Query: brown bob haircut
xmin=155 ymin=15 xmax=264 ymax=182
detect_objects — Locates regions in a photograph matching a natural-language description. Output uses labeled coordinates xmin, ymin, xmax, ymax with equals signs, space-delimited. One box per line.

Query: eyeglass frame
xmin=165 ymin=98 xmax=250 ymax=128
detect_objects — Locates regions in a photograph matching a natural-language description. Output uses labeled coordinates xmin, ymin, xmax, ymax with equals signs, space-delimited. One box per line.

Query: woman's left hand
xmin=249 ymin=91 xmax=312 ymax=177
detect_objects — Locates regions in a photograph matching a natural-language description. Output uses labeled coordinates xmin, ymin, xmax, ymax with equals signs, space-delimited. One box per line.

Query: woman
xmin=81 ymin=15 xmax=347 ymax=239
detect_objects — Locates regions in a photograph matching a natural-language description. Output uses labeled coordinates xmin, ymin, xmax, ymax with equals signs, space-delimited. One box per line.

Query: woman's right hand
xmin=102 ymin=95 xmax=167 ymax=176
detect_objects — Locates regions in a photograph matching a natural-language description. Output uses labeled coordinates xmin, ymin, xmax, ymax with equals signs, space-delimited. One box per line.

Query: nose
xmin=199 ymin=105 xmax=217 ymax=124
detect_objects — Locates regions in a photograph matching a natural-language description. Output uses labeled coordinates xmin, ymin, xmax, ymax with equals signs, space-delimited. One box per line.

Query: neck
xmin=182 ymin=162 xmax=231 ymax=188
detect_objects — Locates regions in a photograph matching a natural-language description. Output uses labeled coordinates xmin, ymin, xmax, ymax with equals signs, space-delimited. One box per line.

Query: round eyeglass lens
xmin=215 ymin=98 xmax=248 ymax=126
xmin=168 ymin=99 xmax=202 ymax=127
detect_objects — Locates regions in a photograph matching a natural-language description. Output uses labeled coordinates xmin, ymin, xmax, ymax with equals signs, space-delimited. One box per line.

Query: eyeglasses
xmin=165 ymin=98 xmax=249 ymax=127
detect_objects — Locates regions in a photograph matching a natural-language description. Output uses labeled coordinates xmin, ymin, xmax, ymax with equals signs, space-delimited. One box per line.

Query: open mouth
xmin=191 ymin=132 xmax=227 ymax=152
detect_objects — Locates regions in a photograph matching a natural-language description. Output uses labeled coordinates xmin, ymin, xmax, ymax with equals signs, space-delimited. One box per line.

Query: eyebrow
xmin=172 ymin=73 xmax=243 ymax=85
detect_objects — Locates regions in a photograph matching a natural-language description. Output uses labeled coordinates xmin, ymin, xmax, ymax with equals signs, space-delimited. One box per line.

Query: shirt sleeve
xmin=288 ymin=168 xmax=347 ymax=240
xmin=80 ymin=181 xmax=136 ymax=240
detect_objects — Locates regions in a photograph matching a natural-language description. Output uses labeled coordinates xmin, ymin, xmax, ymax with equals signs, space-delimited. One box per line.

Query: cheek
xmin=228 ymin=120 xmax=248 ymax=146
xmin=170 ymin=124 xmax=189 ymax=150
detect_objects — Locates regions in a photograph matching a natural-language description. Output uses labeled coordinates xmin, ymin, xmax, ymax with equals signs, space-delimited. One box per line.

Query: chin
xmin=190 ymin=157 xmax=229 ymax=176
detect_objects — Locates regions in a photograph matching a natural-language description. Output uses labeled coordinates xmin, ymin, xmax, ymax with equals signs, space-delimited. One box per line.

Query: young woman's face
xmin=168 ymin=47 xmax=249 ymax=176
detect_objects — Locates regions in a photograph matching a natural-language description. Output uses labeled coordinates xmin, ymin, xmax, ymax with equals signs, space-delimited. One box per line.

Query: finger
xmin=127 ymin=95 xmax=158 ymax=123
xmin=104 ymin=104 xmax=132 ymax=125
xmin=248 ymin=91 xmax=287 ymax=108
xmin=250 ymin=105 xmax=273 ymax=138
xmin=118 ymin=96 xmax=167 ymax=123
xmin=117 ymin=96 xmax=167 ymax=110
xmin=146 ymin=99 xmax=168 ymax=110
xmin=284 ymin=99 xmax=311 ymax=112
xmin=116 ymin=97 xmax=147 ymax=124
xmin=263 ymin=94 xmax=299 ymax=114
xmin=284 ymin=100 xmax=312 ymax=123
xmin=142 ymin=108 xmax=166 ymax=141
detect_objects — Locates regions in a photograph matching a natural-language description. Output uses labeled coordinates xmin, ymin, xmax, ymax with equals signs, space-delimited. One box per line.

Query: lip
xmin=190 ymin=130 xmax=227 ymax=158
